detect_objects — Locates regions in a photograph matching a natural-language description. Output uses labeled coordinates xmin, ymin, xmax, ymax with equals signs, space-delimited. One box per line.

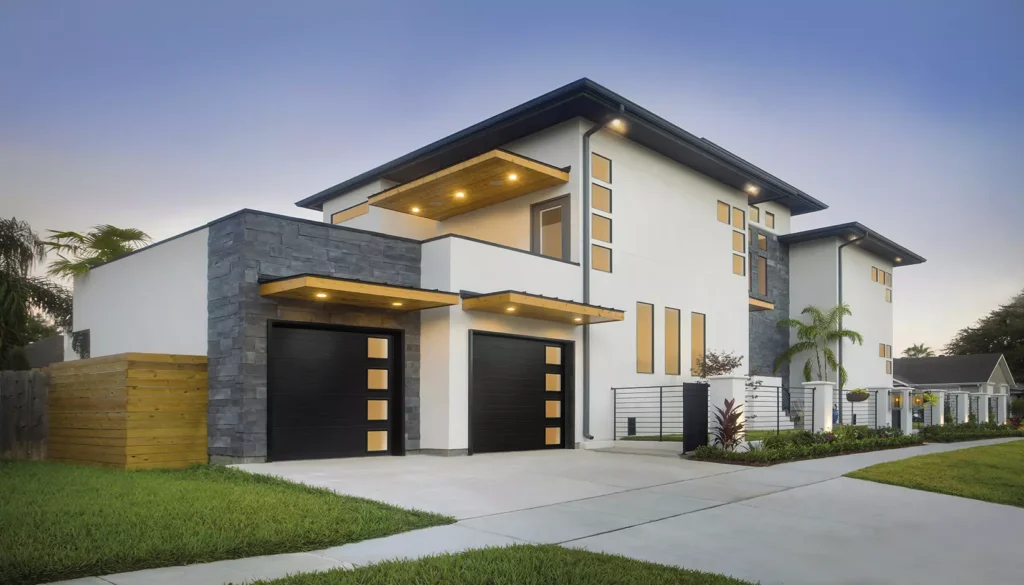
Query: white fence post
xmin=708 ymin=376 xmax=746 ymax=445
xmin=928 ymin=390 xmax=945 ymax=426
xmin=870 ymin=387 xmax=891 ymax=428
xmin=996 ymin=394 xmax=1008 ymax=424
xmin=803 ymin=381 xmax=834 ymax=432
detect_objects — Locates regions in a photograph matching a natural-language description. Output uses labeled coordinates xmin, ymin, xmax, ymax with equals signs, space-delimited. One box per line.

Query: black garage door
xmin=268 ymin=323 xmax=402 ymax=461
xmin=469 ymin=332 xmax=572 ymax=454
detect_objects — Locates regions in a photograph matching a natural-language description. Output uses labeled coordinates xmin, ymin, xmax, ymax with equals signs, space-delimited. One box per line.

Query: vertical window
xmin=757 ymin=234 xmax=768 ymax=251
xmin=732 ymin=207 xmax=745 ymax=229
xmin=592 ymin=184 xmax=612 ymax=213
xmin=592 ymin=244 xmax=612 ymax=272
xmin=886 ymin=289 xmax=892 ymax=303
xmin=717 ymin=201 xmax=730 ymax=224
xmin=665 ymin=307 xmax=680 ymax=375
xmin=886 ymin=345 xmax=892 ymax=358
xmin=592 ymin=214 xmax=612 ymax=243
xmin=886 ymin=360 xmax=892 ymax=374
xmin=749 ymin=206 xmax=760 ymax=223
xmin=887 ymin=271 xmax=893 ymax=287
xmin=732 ymin=231 xmax=745 ymax=253
xmin=531 ymin=197 xmax=569 ymax=261
xmin=879 ymin=343 xmax=886 ymax=358
xmin=765 ymin=211 xmax=775 ymax=229
xmin=732 ymin=254 xmax=745 ymax=276
xmin=636 ymin=302 xmax=654 ymax=374
xmin=757 ymin=256 xmax=768 ymax=296
xmin=872 ymin=267 xmax=878 ymax=282
xmin=591 ymin=153 xmax=611 ymax=183
xmin=690 ymin=312 xmax=706 ymax=375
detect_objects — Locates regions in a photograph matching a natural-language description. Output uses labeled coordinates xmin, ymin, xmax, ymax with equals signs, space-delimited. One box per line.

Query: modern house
xmin=894 ymin=353 xmax=1016 ymax=425
xmin=68 ymin=78 xmax=926 ymax=463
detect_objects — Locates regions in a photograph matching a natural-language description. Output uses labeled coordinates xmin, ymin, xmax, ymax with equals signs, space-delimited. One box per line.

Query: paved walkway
xmin=52 ymin=438 xmax=1022 ymax=585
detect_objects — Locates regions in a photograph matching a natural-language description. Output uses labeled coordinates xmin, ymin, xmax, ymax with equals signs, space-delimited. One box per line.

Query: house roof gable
xmin=893 ymin=353 xmax=1008 ymax=386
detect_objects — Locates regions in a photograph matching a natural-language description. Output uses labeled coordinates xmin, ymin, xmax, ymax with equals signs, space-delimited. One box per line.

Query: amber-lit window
xmin=886 ymin=360 xmax=892 ymax=374
xmin=592 ymin=244 xmax=612 ymax=272
xmin=872 ymin=267 xmax=879 ymax=282
xmin=592 ymin=153 xmax=611 ymax=183
xmin=690 ymin=312 xmax=706 ymax=375
xmin=732 ymin=231 xmax=745 ymax=253
xmin=886 ymin=345 xmax=892 ymax=358
xmin=765 ymin=211 xmax=775 ymax=229
xmin=665 ymin=307 xmax=680 ymax=375
xmin=592 ymin=184 xmax=612 ymax=213
xmin=592 ymin=214 xmax=612 ymax=243
xmin=750 ymin=206 xmax=760 ymax=223
xmin=879 ymin=343 xmax=886 ymax=358
xmin=636 ymin=302 xmax=654 ymax=374
xmin=732 ymin=208 xmax=745 ymax=229
xmin=757 ymin=256 xmax=768 ymax=296
xmin=886 ymin=271 xmax=893 ymax=286
xmin=757 ymin=234 xmax=768 ymax=251
xmin=886 ymin=289 xmax=892 ymax=303
xmin=732 ymin=254 xmax=745 ymax=276
xmin=717 ymin=201 xmax=730 ymax=224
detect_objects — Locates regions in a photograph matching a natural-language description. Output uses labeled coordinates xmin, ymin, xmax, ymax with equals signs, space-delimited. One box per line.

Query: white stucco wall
xmin=788 ymin=239 xmax=840 ymax=388
xmin=71 ymin=228 xmax=209 ymax=359
xmin=841 ymin=245 xmax=894 ymax=394
xmin=749 ymin=200 xmax=791 ymax=235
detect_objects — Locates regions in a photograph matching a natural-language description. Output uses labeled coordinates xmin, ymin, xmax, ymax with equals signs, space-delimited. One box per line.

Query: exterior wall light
xmin=454 ymin=191 xmax=465 ymax=199
xmin=315 ymin=292 xmax=328 ymax=299
xmin=894 ymin=257 xmax=902 ymax=263
xmin=411 ymin=206 xmax=421 ymax=213
xmin=505 ymin=306 xmax=516 ymax=312
xmin=574 ymin=317 xmax=583 ymax=322
xmin=891 ymin=393 xmax=903 ymax=409
xmin=610 ymin=118 xmax=623 ymax=128
xmin=744 ymin=183 xmax=760 ymax=196
xmin=391 ymin=301 xmax=403 ymax=307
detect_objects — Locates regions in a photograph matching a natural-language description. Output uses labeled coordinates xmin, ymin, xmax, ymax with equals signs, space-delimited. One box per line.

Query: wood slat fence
xmin=0 ymin=370 xmax=49 ymax=460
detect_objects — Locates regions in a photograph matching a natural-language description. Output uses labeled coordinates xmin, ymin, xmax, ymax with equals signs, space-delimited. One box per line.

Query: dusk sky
xmin=2 ymin=0 xmax=1022 ymax=354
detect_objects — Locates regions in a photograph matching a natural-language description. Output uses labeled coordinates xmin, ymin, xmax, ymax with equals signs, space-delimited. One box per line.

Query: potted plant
xmin=846 ymin=388 xmax=869 ymax=403
xmin=921 ymin=392 xmax=940 ymax=407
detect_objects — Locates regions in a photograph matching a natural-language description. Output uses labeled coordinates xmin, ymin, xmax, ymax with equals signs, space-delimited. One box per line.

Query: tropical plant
xmin=694 ymin=350 xmax=744 ymax=379
xmin=45 ymin=225 xmax=150 ymax=278
xmin=710 ymin=398 xmax=745 ymax=451
xmin=0 ymin=218 xmax=72 ymax=369
xmin=902 ymin=343 xmax=935 ymax=358
xmin=774 ymin=304 xmax=864 ymax=388
xmin=921 ymin=392 xmax=940 ymax=408
xmin=945 ymin=289 xmax=1023 ymax=384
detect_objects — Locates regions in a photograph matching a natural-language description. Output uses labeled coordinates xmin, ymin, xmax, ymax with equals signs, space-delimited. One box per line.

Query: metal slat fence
xmin=745 ymin=383 xmax=815 ymax=435
xmin=833 ymin=389 xmax=879 ymax=428
xmin=612 ymin=385 xmax=684 ymax=441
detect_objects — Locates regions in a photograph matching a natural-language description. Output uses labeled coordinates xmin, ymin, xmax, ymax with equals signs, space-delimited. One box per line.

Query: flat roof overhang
xmin=780 ymin=222 xmax=926 ymax=266
xmin=461 ymin=291 xmax=624 ymax=325
xmin=368 ymin=150 xmax=569 ymax=221
xmin=749 ymin=297 xmax=775 ymax=312
xmin=259 ymin=274 xmax=460 ymax=311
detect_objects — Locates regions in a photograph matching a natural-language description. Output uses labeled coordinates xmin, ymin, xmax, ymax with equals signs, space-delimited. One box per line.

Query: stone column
xmin=956 ymin=393 xmax=970 ymax=424
xmin=708 ymin=375 xmax=747 ymax=444
xmin=996 ymin=394 xmax=1008 ymax=424
xmin=927 ymin=390 xmax=944 ymax=426
xmin=898 ymin=389 xmax=913 ymax=433
xmin=870 ymin=387 xmax=891 ymax=428
xmin=803 ymin=381 xmax=835 ymax=432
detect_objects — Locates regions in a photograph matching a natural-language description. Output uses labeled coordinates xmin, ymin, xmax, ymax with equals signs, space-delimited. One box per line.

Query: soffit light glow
xmin=315 ymin=292 xmax=328 ymax=299
xmin=894 ymin=257 xmax=903 ymax=263
xmin=506 ymin=306 xmax=516 ymax=312
xmin=411 ymin=206 xmax=421 ymax=213
xmin=574 ymin=317 xmax=583 ymax=323
xmin=391 ymin=301 xmax=404 ymax=307
xmin=610 ymin=118 xmax=623 ymax=129
xmin=744 ymin=183 xmax=761 ymax=196
xmin=454 ymin=191 xmax=465 ymax=199
xmin=507 ymin=173 xmax=518 ymax=181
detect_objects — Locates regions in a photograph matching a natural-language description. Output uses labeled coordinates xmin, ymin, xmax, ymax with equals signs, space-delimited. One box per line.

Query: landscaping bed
xmin=250 ymin=545 xmax=756 ymax=585
xmin=918 ymin=422 xmax=1023 ymax=442
xmin=847 ymin=440 xmax=1024 ymax=508
xmin=0 ymin=461 xmax=453 ymax=585
xmin=691 ymin=426 xmax=923 ymax=465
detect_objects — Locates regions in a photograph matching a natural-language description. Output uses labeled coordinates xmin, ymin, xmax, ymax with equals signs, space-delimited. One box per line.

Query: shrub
xmin=692 ymin=435 xmax=924 ymax=465
xmin=921 ymin=392 xmax=941 ymax=407
xmin=1011 ymin=398 xmax=1024 ymax=418
xmin=918 ymin=422 xmax=1024 ymax=442
xmin=711 ymin=398 xmax=745 ymax=451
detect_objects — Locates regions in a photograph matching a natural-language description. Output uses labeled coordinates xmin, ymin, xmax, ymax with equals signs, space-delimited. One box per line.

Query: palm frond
xmin=773 ymin=340 xmax=816 ymax=373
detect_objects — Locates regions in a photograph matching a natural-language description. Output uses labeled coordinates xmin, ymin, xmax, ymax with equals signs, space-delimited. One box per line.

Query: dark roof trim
xmin=780 ymin=222 xmax=926 ymax=266
xmin=296 ymin=78 xmax=828 ymax=216
xmin=459 ymin=289 xmax=622 ymax=313
xmin=257 ymin=272 xmax=456 ymax=296
xmin=421 ymin=233 xmax=580 ymax=266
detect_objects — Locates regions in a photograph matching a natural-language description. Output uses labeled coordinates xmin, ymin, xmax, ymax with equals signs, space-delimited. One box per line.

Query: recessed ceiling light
xmin=744 ymin=183 xmax=760 ymax=196
xmin=505 ymin=306 xmax=516 ymax=312
xmin=574 ymin=317 xmax=583 ymax=322
xmin=411 ymin=206 xmax=421 ymax=213
xmin=454 ymin=191 xmax=465 ymax=199
xmin=894 ymin=257 xmax=903 ymax=263
xmin=610 ymin=118 xmax=623 ymax=128
xmin=507 ymin=173 xmax=518 ymax=181
xmin=391 ymin=301 xmax=403 ymax=307
xmin=315 ymin=292 xmax=328 ymax=299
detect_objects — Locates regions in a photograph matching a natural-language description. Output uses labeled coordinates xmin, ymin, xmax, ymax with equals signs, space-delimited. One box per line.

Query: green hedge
xmin=691 ymin=435 xmax=924 ymax=465
xmin=918 ymin=423 xmax=1023 ymax=443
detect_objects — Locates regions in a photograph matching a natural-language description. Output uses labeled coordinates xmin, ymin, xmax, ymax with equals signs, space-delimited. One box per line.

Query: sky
xmin=2 ymin=0 xmax=1022 ymax=354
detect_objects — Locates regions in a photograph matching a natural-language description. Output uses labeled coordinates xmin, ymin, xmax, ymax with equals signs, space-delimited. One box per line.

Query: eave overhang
xmin=461 ymin=291 xmax=624 ymax=326
xmin=780 ymin=222 xmax=926 ymax=266
xmin=259 ymin=274 xmax=460 ymax=311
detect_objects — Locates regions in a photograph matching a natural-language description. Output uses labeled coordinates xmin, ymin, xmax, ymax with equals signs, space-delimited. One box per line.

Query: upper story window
xmin=757 ymin=256 xmax=768 ymax=296
xmin=717 ymin=201 xmax=730 ymax=224
xmin=531 ymin=196 xmax=570 ymax=261
xmin=732 ymin=231 xmax=745 ymax=253
xmin=592 ymin=184 xmax=612 ymax=213
xmin=749 ymin=206 xmax=760 ymax=223
xmin=757 ymin=234 xmax=768 ymax=251
xmin=592 ymin=153 xmax=611 ymax=183
xmin=732 ymin=208 xmax=745 ymax=230
xmin=765 ymin=211 xmax=775 ymax=229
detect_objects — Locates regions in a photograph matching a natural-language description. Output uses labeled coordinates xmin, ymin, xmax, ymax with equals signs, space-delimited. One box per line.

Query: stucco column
xmin=708 ymin=376 xmax=747 ymax=444
xmin=927 ymin=390 xmax=944 ymax=426
xmin=898 ymin=389 xmax=913 ymax=433
xmin=977 ymin=393 xmax=989 ymax=423
xmin=955 ymin=393 xmax=970 ymax=424
xmin=996 ymin=394 xmax=1008 ymax=424
xmin=870 ymin=387 xmax=891 ymax=428
xmin=803 ymin=381 xmax=834 ymax=432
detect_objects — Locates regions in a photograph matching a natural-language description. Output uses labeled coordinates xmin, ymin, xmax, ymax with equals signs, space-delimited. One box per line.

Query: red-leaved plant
xmin=711 ymin=398 xmax=745 ymax=451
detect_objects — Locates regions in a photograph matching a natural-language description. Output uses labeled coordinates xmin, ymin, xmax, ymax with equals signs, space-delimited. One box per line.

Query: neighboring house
xmin=894 ymin=353 xmax=1016 ymax=424
xmin=23 ymin=334 xmax=64 ymax=368
xmin=68 ymin=79 xmax=925 ymax=463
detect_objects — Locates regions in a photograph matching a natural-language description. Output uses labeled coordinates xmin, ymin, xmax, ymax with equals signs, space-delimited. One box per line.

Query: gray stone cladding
xmin=749 ymin=226 xmax=790 ymax=382
xmin=207 ymin=211 xmax=422 ymax=463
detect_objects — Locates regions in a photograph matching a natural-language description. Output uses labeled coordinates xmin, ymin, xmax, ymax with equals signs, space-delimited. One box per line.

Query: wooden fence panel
xmin=0 ymin=370 xmax=49 ymax=460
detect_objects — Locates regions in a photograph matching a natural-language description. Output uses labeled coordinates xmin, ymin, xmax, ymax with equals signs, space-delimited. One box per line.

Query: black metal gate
xmin=682 ymin=382 xmax=709 ymax=452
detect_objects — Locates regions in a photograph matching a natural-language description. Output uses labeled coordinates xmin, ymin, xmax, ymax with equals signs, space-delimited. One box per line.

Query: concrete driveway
xmin=237 ymin=438 xmax=1022 ymax=585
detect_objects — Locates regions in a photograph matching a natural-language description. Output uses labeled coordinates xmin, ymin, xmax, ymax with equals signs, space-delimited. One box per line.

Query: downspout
xmin=581 ymin=109 xmax=622 ymax=440
xmin=837 ymin=230 xmax=868 ymax=423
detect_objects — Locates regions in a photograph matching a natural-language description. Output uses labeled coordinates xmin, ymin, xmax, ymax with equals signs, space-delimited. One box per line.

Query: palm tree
xmin=902 ymin=343 xmax=935 ymax=358
xmin=45 ymin=225 xmax=150 ymax=278
xmin=0 ymin=218 xmax=72 ymax=369
xmin=774 ymin=304 xmax=864 ymax=388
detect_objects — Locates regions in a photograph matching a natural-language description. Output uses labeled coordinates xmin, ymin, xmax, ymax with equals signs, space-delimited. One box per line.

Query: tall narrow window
xmin=872 ymin=267 xmax=878 ymax=282
xmin=591 ymin=153 xmax=611 ymax=183
xmin=732 ymin=208 xmax=745 ymax=229
xmin=732 ymin=231 xmax=745 ymax=253
xmin=592 ymin=214 xmax=612 ymax=243
xmin=886 ymin=360 xmax=892 ymax=374
xmin=765 ymin=211 xmax=775 ymax=229
xmin=531 ymin=197 xmax=569 ymax=261
xmin=665 ymin=307 xmax=681 ymax=375
xmin=636 ymin=302 xmax=654 ymax=374
xmin=879 ymin=343 xmax=886 ymax=358
xmin=592 ymin=184 xmax=612 ymax=213
xmin=749 ymin=206 xmax=760 ymax=223
xmin=592 ymin=244 xmax=612 ymax=272
xmin=757 ymin=256 xmax=768 ymax=296
xmin=757 ymin=234 xmax=768 ymax=251
xmin=717 ymin=201 xmax=730 ymax=224
xmin=690 ymin=312 xmax=706 ymax=375
xmin=732 ymin=254 xmax=745 ymax=276
xmin=886 ymin=289 xmax=892 ymax=303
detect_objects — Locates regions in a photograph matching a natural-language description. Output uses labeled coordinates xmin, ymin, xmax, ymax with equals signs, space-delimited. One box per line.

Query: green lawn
xmin=846 ymin=440 xmax=1024 ymax=508
xmin=620 ymin=429 xmax=798 ymax=442
xmin=251 ymin=545 xmax=755 ymax=585
xmin=0 ymin=461 xmax=453 ymax=585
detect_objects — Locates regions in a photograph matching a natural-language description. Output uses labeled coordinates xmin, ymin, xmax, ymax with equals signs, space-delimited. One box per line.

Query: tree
xmin=774 ymin=304 xmax=864 ymax=388
xmin=902 ymin=343 xmax=935 ymax=358
xmin=945 ymin=289 xmax=1024 ymax=383
xmin=0 ymin=218 xmax=72 ymax=369
xmin=45 ymin=225 xmax=150 ymax=278
xmin=693 ymin=350 xmax=744 ymax=379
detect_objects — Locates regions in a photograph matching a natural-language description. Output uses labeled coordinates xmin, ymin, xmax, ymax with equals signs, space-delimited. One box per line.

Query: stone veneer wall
xmin=207 ymin=211 xmax=422 ymax=463
xmin=749 ymin=226 xmax=790 ymax=381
